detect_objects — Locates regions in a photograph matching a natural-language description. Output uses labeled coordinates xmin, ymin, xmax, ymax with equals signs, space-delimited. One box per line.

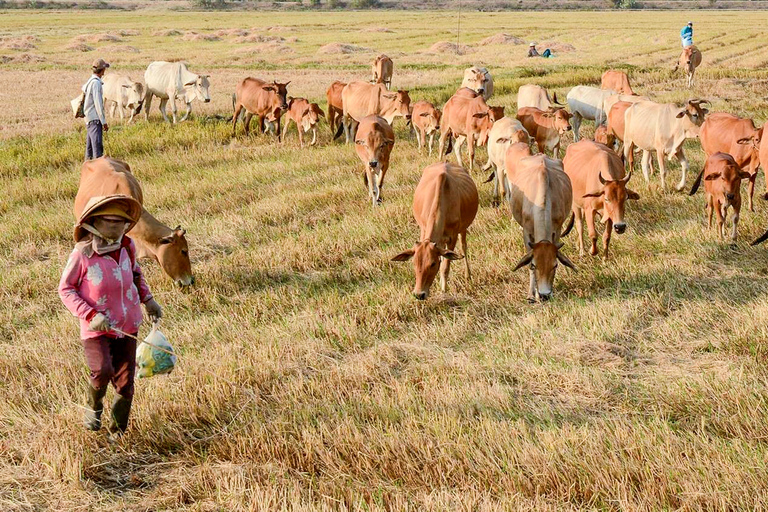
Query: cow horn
xmin=599 ymin=173 xmax=607 ymax=185
xmin=621 ymin=171 xmax=632 ymax=184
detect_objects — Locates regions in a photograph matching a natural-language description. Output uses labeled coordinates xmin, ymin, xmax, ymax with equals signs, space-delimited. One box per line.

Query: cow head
xmin=380 ymin=89 xmax=411 ymax=124
xmin=545 ymin=107 xmax=573 ymax=134
xmin=489 ymin=106 xmax=505 ymax=122
xmin=513 ymin=238 xmax=575 ymax=301
xmin=705 ymin=157 xmax=750 ymax=207
xmin=262 ymin=81 xmax=290 ymax=110
xmin=391 ymin=240 xmax=462 ymax=300
xmin=594 ymin=125 xmax=616 ymax=147
xmin=463 ymin=67 xmax=488 ymax=97
xmin=184 ymin=74 xmax=211 ymax=103
xmin=583 ymin=171 xmax=640 ymax=234
xmin=418 ymin=106 xmax=441 ymax=132
xmin=122 ymin=82 xmax=145 ymax=114
xmin=300 ymin=103 xmax=324 ymax=132
xmin=156 ymin=226 xmax=194 ymax=287
xmin=676 ymin=99 xmax=709 ymax=136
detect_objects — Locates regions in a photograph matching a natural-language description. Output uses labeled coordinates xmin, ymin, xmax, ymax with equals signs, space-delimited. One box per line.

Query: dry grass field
xmin=4 ymin=9 xmax=768 ymax=511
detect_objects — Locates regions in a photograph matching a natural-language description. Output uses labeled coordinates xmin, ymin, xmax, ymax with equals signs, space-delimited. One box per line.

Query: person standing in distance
xmin=83 ymin=58 xmax=110 ymax=160
xmin=681 ymin=21 xmax=694 ymax=48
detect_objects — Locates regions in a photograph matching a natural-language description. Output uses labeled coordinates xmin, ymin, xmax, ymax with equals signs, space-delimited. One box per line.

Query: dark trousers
xmin=85 ymin=120 xmax=104 ymax=160
xmin=82 ymin=334 xmax=136 ymax=399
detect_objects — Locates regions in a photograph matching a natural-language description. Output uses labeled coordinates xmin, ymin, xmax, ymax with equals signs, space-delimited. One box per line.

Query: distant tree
xmin=351 ymin=0 xmax=379 ymax=7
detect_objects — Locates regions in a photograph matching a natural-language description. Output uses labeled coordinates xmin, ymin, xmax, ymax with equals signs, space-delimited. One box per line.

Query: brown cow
xmin=338 ymin=81 xmax=411 ymax=143
xmin=354 ymin=115 xmax=395 ymax=206
xmin=232 ymin=77 xmax=290 ymax=138
xmin=391 ymin=162 xmax=479 ymax=300
xmin=371 ymin=54 xmax=393 ymax=90
xmin=674 ymin=45 xmax=702 ymax=88
xmin=593 ymin=125 xmax=616 ymax=148
xmin=326 ymin=80 xmax=346 ymax=136
xmin=281 ymin=97 xmax=325 ymax=147
xmin=564 ymin=140 xmax=640 ymax=258
xmin=601 ymin=70 xmax=634 ymax=95
xmin=439 ymin=88 xmax=493 ymax=171
xmin=700 ymin=112 xmax=763 ymax=211
xmin=607 ymin=100 xmax=633 ymax=144
xmin=689 ymin=152 xmax=749 ymax=242
xmin=516 ymin=106 xmax=573 ymax=159
xmin=411 ymin=100 xmax=442 ymax=156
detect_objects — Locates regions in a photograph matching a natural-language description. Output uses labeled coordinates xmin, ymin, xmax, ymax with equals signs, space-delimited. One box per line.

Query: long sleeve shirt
xmin=82 ymin=74 xmax=107 ymax=125
xmin=680 ymin=26 xmax=693 ymax=47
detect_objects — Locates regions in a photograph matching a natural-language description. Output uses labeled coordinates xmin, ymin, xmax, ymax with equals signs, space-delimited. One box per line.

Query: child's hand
xmin=89 ymin=313 xmax=111 ymax=332
xmin=144 ymin=299 xmax=163 ymax=322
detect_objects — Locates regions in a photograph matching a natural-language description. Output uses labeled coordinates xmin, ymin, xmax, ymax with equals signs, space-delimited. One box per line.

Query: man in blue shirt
xmin=681 ymin=21 xmax=693 ymax=48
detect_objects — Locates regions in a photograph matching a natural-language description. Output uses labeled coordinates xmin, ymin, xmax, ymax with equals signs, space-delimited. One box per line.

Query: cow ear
xmin=121 ymin=84 xmax=131 ymax=88
xmin=737 ymin=137 xmax=753 ymax=145
xmin=159 ymin=235 xmax=174 ymax=245
xmin=302 ymin=108 xmax=310 ymax=117
xmin=495 ymin=137 xmax=510 ymax=144
xmin=382 ymin=93 xmax=397 ymax=100
xmin=262 ymin=86 xmax=276 ymax=92
xmin=184 ymin=80 xmax=196 ymax=87
xmin=676 ymin=110 xmax=686 ymax=118
xmin=626 ymin=189 xmax=641 ymax=200
xmin=557 ymin=251 xmax=576 ymax=270
xmin=391 ymin=248 xmax=415 ymax=261
xmin=739 ymin=171 xmax=752 ymax=180
xmin=583 ymin=190 xmax=604 ymax=198
xmin=385 ymin=139 xmax=395 ymax=146
xmin=419 ymin=112 xmax=431 ymax=117
xmin=704 ymin=172 xmax=722 ymax=181
xmin=473 ymin=112 xmax=488 ymax=118
xmin=513 ymin=251 xmax=534 ymax=271
xmin=438 ymin=247 xmax=464 ymax=260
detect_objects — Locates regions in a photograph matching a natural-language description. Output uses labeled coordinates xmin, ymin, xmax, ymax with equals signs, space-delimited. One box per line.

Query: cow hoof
xmin=526 ymin=296 xmax=536 ymax=304
xmin=763 ymin=193 xmax=768 ymax=201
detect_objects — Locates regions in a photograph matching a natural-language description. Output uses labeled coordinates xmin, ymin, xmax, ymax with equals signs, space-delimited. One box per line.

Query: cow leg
xmin=158 ymin=98 xmax=170 ymax=123
xmin=527 ymin=268 xmax=537 ymax=302
xmin=143 ymin=92 xmax=153 ymax=121
xmin=375 ymin=169 xmax=386 ymax=204
xmin=438 ymin=128 xmax=450 ymax=160
xmin=586 ymin=208 xmax=599 ymax=256
xmin=365 ymin=167 xmax=376 ymax=205
xmin=440 ymin=238 xmax=458 ymax=293
xmin=461 ymin=231 xmax=470 ymax=283
xmin=168 ymin=93 xmax=179 ymax=124
xmin=454 ymin=135 xmax=466 ymax=168
xmin=244 ymin=113 xmax=253 ymax=136
xmin=706 ymin=194 xmax=714 ymax=229
xmin=640 ymin=150 xmax=652 ymax=183
xmin=428 ymin=132 xmax=435 ymax=157
xmin=731 ymin=199 xmax=741 ymax=242
xmin=602 ymin=218 xmax=613 ymax=260
xmin=572 ymin=112 xmax=582 ymax=142
xmin=674 ymin=148 xmax=688 ymax=191
xmin=232 ymin=104 xmax=243 ymax=136
xmin=282 ymin=119 xmax=291 ymax=144
xmin=574 ymin=207 xmax=585 ymax=256
xmin=553 ymin=140 xmax=561 ymax=160
xmin=310 ymin=126 xmax=317 ymax=147
xmin=109 ymin=101 xmax=116 ymax=119
xmin=656 ymin=149 xmax=669 ymax=190
xmin=747 ymin=173 xmax=756 ymax=212
xmin=414 ymin=128 xmax=423 ymax=152
xmin=467 ymin=134 xmax=476 ymax=172
xmin=179 ymin=101 xmax=192 ymax=123
xmin=715 ymin=200 xmax=725 ymax=239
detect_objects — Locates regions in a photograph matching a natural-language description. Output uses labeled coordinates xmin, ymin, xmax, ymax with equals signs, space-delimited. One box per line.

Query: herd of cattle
xmin=93 ymin=51 xmax=768 ymax=301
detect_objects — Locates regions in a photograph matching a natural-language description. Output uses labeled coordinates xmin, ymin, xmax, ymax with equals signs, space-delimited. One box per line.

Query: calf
xmin=103 ymin=73 xmax=144 ymax=124
xmin=411 ymin=100 xmax=442 ymax=156
xmin=516 ymin=106 xmax=572 ymax=159
xmin=355 ymin=115 xmax=395 ymax=206
xmin=371 ymin=54 xmax=393 ymax=89
xmin=674 ymin=45 xmax=702 ymax=88
xmin=439 ymin=88 xmax=493 ymax=171
xmin=130 ymin=210 xmax=194 ymax=287
xmin=326 ymin=80 xmax=346 ymax=136
xmin=281 ymin=98 xmax=324 ymax=147
xmin=482 ymin=117 xmax=531 ymax=206
xmin=601 ymin=70 xmax=635 ymax=95
xmin=564 ymin=140 xmax=640 ymax=258
xmin=391 ymin=162 xmax=479 ymax=300
xmin=689 ymin=152 xmax=749 ymax=242
xmin=232 ymin=77 xmax=290 ymax=138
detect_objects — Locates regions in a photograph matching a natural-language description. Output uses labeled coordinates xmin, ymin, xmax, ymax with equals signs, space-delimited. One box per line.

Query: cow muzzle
xmin=614 ymin=223 xmax=627 ymax=234
xmin=726 ymin=193 xmax=736 ymax=202
xmin=477 ymin=88 xmax=485 ymax=95
xmin=204 ymin=98 xmax=211 ymax=103
xmin=177 ymin=275 xmax=195 ymax=287
xmin=414 ymin=290 xmax=428 ymax=301
xmin=369 ymin=161 xmax=379 ymax=169
xmin=538 ymin=291 xmax=552 ymax=302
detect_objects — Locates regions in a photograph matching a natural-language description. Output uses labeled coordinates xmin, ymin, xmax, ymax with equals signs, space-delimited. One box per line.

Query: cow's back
xmin=74 ymin=157 xmax=144 ymax=219
xmin=145 ymin=61 xmax=183 ymax=97
xmin=442 ymin=93 xmax=473 ymax=134
xmin=415 ymin=163 xmax=478 ymax=234
xmin=624 ymin=101 xmax=673 ymax=149
xmin=517 ymin=84 xmax=551 ymax=111
xmin=568 ymin=86 xmax=615 ymax=119
xmin=700 ymin=113 xmax=756 ymax=165
xmin=564 ymin=140 xmax=623 ymax=207
xmin=102 ymin=73 xmax=128 ymax=101
xmin=343 ymin=81 xmax=385 ymax=121
xmin=326 ymin=81 xmax=345 ymax=110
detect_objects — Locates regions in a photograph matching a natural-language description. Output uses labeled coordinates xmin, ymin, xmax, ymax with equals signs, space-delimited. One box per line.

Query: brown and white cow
xmin=130 ymin=210 xmax=194 ymax=287
xmin=689 ymin=152 xmax=749 ymax=242
xmin=505 ymin=145 xmax=575 ymax=301
xmin=600 ymin=70 xmax=634 ymax=95
xmin=281 ymin=97 xmax=325 ymax=147
xmin=391 ymin=162 xmax=479 ymax=300
xmin=700 ymin=112 xmax=763 ymax=211
xmin=411 ymin=100 xmax=442 ymax=156
xmin=461 ymin=66 xmax=493 ymax=101
xmin=483 ymin=116 xmax=531 ymax=206
xmin=517 ymin=84 xmax=561 ymax=111
xmin=326 ymin=80 xmax=346 ymax=136
xmin=516 ymin=106 xmax=573 ymax=159
xmin=674 ymin=45 xmax=702 ymax=88
xmin=338 ymin=81 xmax=411 ymax=143
xmin=564 ymin=140 xmax=640 ymax=258
xmin=439 ymin=88 xmax=493 ymax=171
xmin=371 ymin=54 xmax=394 ymax=89
xmin=232 ymin=77 xmax=290 ymax=138
xmin=354 ymin=115 xmax=395 ymax=206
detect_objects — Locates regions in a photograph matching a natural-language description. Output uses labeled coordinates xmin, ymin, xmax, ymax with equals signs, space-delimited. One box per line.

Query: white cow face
xmin=122 ymin=82 xmax=145 ymax=113
xmin=185 ymin=74 xmax=211 ymax=103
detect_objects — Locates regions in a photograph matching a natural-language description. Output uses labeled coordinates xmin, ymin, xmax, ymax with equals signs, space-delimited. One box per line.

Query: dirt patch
xmin=317 ymin=43 xmax=372 ymax=55
xmin=182 ymin=32 xmax=221 ymax=42
xmin=65 ymin=42 xmax=95 ymax=52
xmin=234 ymin=34 xmax=284 ymax=44
xmin=104 ymin=45 xmax=141 ymax=53
xmin=1 ymin=53 xmax=45 ymax=64
xmin=427 ymin=41 xmax=474 ymax=54
xmin=360 ymin=27 xmax=394 ymax=33
xmin=153 ymin=29 xmax=182 ymax=37
xmin=478 ymin=33 xmax=525 ymax=46
xmin=74 ymin=33 xmax=123 ymax=43
xmin=539 ymin=41 xmax=576 ymax=53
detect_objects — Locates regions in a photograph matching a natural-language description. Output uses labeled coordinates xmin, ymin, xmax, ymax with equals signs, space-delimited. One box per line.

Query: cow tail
xmin=751 ymin=228 xmax=768 ymax=246
xmin=483 ymin=170 xmax=496 ymax=184
xmin=445 ymin=135 xmax=453 ymax=156
xmin=333 ymin=120 xmax=345 ymax=140
xmin=561 ymin=212 xmax=575 ymax=238
xmin=688 ymin=168 xmax=705 ymax=196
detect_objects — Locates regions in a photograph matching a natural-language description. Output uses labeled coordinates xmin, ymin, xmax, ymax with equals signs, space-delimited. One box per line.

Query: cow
xmin=600 ymin=70 xmax=635 ymax=95
xmin=354 ymin=115 xmax=395 ymax=206
xmin=603 ymin=93 xmax=649 ymax=121
xmin=516 ymin=106 xmax=573 ymax=159
xmin=461 ymin=66 xmax=493 ymax=101
xmin=517 ymin=84 xmax=561 ymax=111
xmin=700 ymin=112 xmax=763 ymax=211
xmin=563 ymin=140 xmax=640 ymax=258
xmin=391 ymin=162 xmax=479 ymax=300
xmin=326 ymin=80 xmax=346 ymax=135
xmin=593 ymin=125 xmax=616 ymax=148
xmin=566 ymin=85 xmax=616 ymax=141
xmin=504 ymin=143 xmax=576 ymax=301
xmin=338 ymin=81 xmax=411 ymax=144
xmin=623 ymin=99 xmax=709 ymax=191
xmin=438 ymin=88 xmax=493 ymax=171
xmin=281 ymin=97 xmax=324 ymax=147
xmin=482 ymin=116 xmax=531 ymax=206
xmin=689 ymin=152 xmax=749 ymax=242
xmin=232 ymin=77 xmax=290 ymax=139
xmin=102 ymin=73 xmax=144 ymax=124
xmin=411 ymin=100 xmax=442 ymax=156
xmin=74 ymin=157 xmax=194 ymax=287
xmin=371 ymin=54 xmax=393 ymax=90
xmin=607 ymin=101 xmax=634 ymax=145
xmin=674 ymin=45 xmax=702 ymax=88
xmin=143 ymin=61 xmax=210 ymax=124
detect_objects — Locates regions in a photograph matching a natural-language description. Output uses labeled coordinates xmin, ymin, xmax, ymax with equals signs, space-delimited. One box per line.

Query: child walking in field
xmin=59 ymin=195 xmax=163 ymax=433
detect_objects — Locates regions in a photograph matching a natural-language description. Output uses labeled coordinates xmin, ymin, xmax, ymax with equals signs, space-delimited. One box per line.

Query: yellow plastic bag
xmin=136 ymin=323 xmax=176 ymax=378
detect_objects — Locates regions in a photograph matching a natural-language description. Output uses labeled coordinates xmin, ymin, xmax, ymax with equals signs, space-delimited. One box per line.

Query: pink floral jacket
xmin=58 ymin=237 xmax=153 ymax=340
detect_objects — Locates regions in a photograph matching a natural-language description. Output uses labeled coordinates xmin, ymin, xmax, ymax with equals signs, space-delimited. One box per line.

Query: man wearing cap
xmin=82 ymin=58 xmax=110 ymax=161
xmin=59 ymin=195 xmax=163 ymax=434
xmin=681 ymin=21 xmax=694 ymax=48
xmin=527 ymin=43 xmax=539 ymax=57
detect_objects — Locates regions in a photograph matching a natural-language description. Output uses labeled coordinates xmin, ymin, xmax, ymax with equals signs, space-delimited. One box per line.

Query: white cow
xmin=144 ymin=61 xmax=211 ymax=124
xmin=517 ymin=84 xmax=562 ymax=111
xmin=566 ymin=85 xmax=616 ymax=142
xmin=102 ymin=73 xmax=145 ymax=124
xmin=461 ymin=66 xmax=494 ymax=101
xmin=482 ymin=117 xmax=531 ymax=206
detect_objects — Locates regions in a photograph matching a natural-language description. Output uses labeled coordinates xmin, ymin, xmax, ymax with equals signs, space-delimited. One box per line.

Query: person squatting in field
xmin=82 ymin=58 xmax=110 ymax=161
xmin=58 ymin=195 xmax=163 ymax=434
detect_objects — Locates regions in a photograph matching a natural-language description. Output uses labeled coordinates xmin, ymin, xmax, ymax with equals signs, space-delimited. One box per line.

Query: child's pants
xmin=82 ymin=334 xmax=136 ymax=399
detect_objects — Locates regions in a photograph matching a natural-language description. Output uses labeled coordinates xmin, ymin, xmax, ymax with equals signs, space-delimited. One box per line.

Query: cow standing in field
xmin=102 ymin=74 xmax=144 ymax=124
xmin=338 ymin=81 xmax=411 ymax=144
xmin=623 ymin=99 xmax=709 ymax=191
xmin=281 ymin=98 xmax=324 ymax=147
xmin=606 ymin=101 xmax=635 ymax=148
xmin=354 ymin=115 xmax=395 ymax=206
xmin=516 ymin=106 xmax=572 ymax=159
xmin=461 ymin=66 xmax=493 ymax=100
xmin=232 ymin=77 xmax=290 ymax=138
xmin=143 ymin=61 xmax=210 ymax=124
xmin=600 ymin=70 xmax=635 ymax=95
xmin=439 ymin=88 xmax=494 ymax=172
xmin=504 ymin=143 xmax=576 ymax=301
xmin=674 ymin=45 xmax=702 ymax=88
xmin=411 ymin=100 xmax=442 ymax=156
xmin=689 ymin=152 xmax=749 ymax=242
xmin=566 ymin=85 xmax=616 ymax=141
xmin=391 ymin=163 xmax=479 ymax=300
xmin=371 ymin=55 xmax=393 ymax=89
xmin=699 ymin=112 xmax=763 ymax=210
xmin=564 ymin=140 xmax=640 ymax=258
xmin=326 ymin=80 xmax=346 ymax=136
xmin=517 ymin=84 xmax=561 ymax=111
xmin=483 ymin=116 xmax=531 ymax=206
